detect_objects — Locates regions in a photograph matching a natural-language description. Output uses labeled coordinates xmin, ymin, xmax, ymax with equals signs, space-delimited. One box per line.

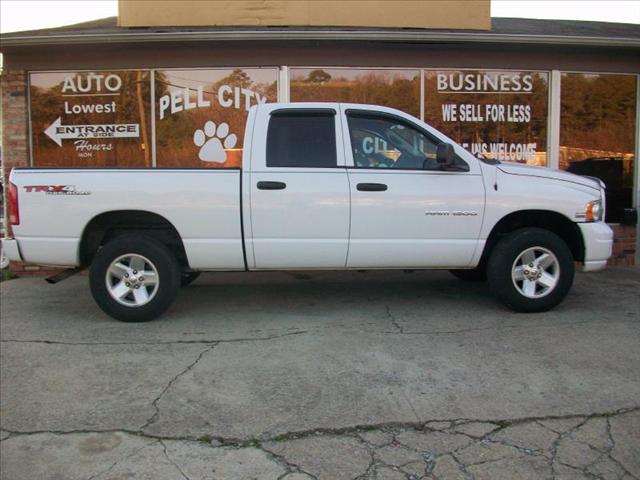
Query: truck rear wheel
xmin=89 ymin=234 xmax=180 ymax=322
xmin=487 ymin=228 xmax=574 ymax=313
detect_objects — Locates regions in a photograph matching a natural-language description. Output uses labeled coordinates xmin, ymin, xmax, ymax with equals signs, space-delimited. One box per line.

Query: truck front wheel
xmin=89 ymin=234 xmax=181 ymax=322
xmin=487 ymin=228 xmax=574 ymax=313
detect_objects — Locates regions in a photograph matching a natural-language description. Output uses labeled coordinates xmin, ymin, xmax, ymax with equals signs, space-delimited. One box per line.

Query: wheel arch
xmin=79 ymin=210 xmax=189 ymax=269
xmin=482 ymin=210 xmax=585 ymax=264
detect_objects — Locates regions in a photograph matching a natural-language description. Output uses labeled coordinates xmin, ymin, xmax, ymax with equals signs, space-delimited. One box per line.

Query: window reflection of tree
xmin=291 ymin=68 xmax=420 ymax=118
xmin=154 ymin=68 xmax=277 ymax=168
xmin=560 ymin=73 xmax=636 ymax=222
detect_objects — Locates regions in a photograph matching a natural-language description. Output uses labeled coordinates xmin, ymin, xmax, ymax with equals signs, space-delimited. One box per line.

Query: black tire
xmin=180 ymin=271 xmax=201 ymax=287
xmin=449 ymin=266 xmax=486 ymax=282
xmin=487 ymin=228 xmax=574 ymax=313
xmin=89 ymin=234 xmax=181 ymax=322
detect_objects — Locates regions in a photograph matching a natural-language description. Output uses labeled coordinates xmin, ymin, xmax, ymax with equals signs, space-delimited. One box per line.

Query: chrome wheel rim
xmin=511 ymin=247 xmax=560 ymax=299
xmin=105 ymin=254 xmax=159 ymax=307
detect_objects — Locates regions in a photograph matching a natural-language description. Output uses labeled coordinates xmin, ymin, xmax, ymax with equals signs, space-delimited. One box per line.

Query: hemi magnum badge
xmin=425 ymin=210 xmax=478 ymax=216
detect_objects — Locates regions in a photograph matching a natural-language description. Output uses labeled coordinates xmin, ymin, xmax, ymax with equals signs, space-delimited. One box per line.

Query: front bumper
xmin=1 ymin=238 xmax=23 ymax=263
xmin=578 ymin=222 xmax=613 ymax=272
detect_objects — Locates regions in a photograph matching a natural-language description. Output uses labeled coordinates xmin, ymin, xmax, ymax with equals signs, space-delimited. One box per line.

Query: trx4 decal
xmin=23 ymin=185 xmax=91 ymax=195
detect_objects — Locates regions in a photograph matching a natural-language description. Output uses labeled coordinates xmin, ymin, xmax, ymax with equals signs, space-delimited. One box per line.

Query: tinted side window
xmin=347 ymin=114 xmax=437 ymax=169
xmin=267 ymin=113 xmax=337 ymax=168
xmin=347 ymin=113 xmax=468 ymax=171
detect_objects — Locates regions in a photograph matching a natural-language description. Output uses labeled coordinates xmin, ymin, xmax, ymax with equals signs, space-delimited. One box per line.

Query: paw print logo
xmin=193 ymin=121 xmax=238 ymax=163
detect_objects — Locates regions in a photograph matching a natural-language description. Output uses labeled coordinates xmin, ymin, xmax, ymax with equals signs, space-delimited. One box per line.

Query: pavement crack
xmin=140 ymin=343 xmax=217 ymax=432
xmin=553 ymin=460 xmax=600 ymax=480
xmin=401 ymin=391 xmax=422 ymax=423
xmin=482 ymin=436 xmax=549 ymax=458
xmin=600 ymin=415 xmax=640 ymax=480
xmin=160 ymin=439 xmax=191 ymax=480
xmin=0 ymin=331 xmax=307 ymax=346
xmin=449 ymin=451 xmax=475 ymax=480
xmin=385 ymin=318 xmax=638 ymax=337
xmin=362 ymin=450 xmax=377 ymax=480
xmin=260 ymin=444 xmax=319 ymax=480
xmin=349 ymin=434 xmax=376 ymax=480
xmin=604 ymin=417 xmax=615 ymax=454
xmin=549 ymin=415 xmax=594 ymax=479
xmin=606 ymin=456 xmax=640 ymax=480
xmin=3 ymin=406 xmax=638 ymax=452
xmin=469 ymin=406 xmax=638 ymax=438
xmin=385 ymin=305 xmax=404 ymax=334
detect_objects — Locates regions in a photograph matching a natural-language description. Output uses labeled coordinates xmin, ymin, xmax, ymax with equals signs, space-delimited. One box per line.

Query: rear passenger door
xmin=248 ymin=106 xmax=350 ymax=269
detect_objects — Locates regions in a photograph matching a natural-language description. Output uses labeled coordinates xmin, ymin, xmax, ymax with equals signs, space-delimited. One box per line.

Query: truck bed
xmin=8 ymin=168 xmax=246 ymax=270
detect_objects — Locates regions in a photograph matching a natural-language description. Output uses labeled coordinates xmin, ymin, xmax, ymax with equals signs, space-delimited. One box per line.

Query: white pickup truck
xmin=3 ymin=103 xmax=613 ymax=322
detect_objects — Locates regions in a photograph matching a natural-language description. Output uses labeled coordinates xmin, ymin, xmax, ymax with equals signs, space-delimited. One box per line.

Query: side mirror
xmin=436 ymin=143 xmax=455 ymax=167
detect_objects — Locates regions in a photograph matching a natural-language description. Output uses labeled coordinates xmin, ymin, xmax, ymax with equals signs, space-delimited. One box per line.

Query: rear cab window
xmin=267 ymin=110 xmax=337 ymax=168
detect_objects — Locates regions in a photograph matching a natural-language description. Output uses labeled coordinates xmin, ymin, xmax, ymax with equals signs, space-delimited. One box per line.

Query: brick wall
xmin=609 ymin=224 xmax=637 ymax=267
xmin=1 ymin=70 xmax=29 ymax=185
xmin=1 ymin=70 xmax=49 ymax=275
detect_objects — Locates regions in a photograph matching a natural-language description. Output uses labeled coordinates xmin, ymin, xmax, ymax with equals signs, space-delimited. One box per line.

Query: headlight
xmin=585 ymin=199 xmax=603 ymax=222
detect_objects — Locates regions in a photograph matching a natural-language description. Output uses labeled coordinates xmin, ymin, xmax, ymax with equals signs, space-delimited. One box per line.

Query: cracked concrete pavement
xmin=1 ymin=267 xmax=639 ymax=479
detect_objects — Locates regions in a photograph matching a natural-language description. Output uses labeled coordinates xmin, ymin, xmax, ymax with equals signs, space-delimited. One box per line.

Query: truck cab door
xmin=341 ymin=106 xmax=485 ymax=268
xmin=246 ymin=105 xmax=350 ymax=269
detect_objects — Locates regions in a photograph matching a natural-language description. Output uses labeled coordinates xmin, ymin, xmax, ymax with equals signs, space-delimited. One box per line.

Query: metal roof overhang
xmin=2 ymin=29 xmax=639 ymax=48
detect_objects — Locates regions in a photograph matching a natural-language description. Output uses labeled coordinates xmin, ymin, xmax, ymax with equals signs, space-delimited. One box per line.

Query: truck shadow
xmin=162 ymin=268 xmax=637 ymax=335
xmin=172 ymin=271 xmax=496 ymax=314
xmin=4 ymin=269 xmax=634 ymax=338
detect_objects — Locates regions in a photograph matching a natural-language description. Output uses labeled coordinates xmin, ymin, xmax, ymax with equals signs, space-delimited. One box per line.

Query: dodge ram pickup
xmin=3 ymin=102 xmax=613 ymax=321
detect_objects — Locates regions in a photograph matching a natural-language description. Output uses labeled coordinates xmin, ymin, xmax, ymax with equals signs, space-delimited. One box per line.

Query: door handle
xmin=257 ymin=181 xmax=287 ymax=190
xmin=357 ymin=183 xmax=388 ymax=192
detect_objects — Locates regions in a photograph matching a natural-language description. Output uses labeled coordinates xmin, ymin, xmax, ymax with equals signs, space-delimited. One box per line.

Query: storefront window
xmin=30 ymin=70 xmax=152 ymax=167
xmin=155 ymin=68 xmax=278 ymax=168
xmin=424 ymin=70 xmax=549 ymax=165
xmin=290 ymin=68 xmax=421 ymax=118
xmin=560 ymin=73 xmax=637 ymax=223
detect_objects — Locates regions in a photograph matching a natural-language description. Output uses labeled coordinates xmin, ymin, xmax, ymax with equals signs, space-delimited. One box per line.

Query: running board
xmin=46 ymin=267 xmax=85 ymax=284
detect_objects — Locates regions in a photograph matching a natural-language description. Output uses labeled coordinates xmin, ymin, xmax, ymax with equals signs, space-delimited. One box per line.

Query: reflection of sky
xmin=30 ymin=68 xmax=277 ymax=89
xmin=290 ymin=68 xmax=418 ymax=81
xmin=424 ymin=70 xmax=548 ymax=83
xmin=562 ymin=72 xmax=618 ymax=80
xmin=161 ymin=68 xmax=278 ymax=88
xmin=30 ymin=71 xmax=142 ymax=89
